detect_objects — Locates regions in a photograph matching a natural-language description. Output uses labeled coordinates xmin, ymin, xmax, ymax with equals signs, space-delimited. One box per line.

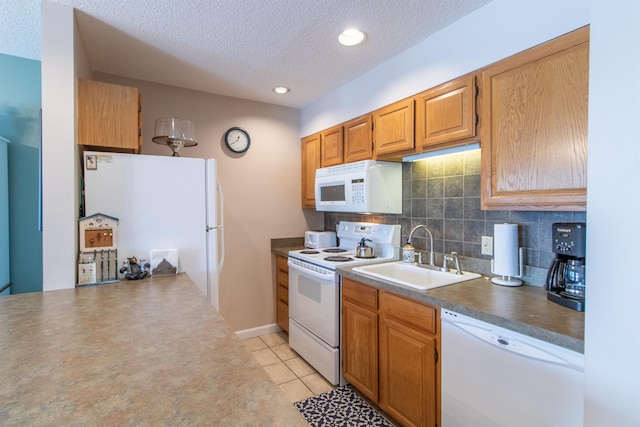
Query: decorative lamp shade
xmin=152 ymin=118 xmax=197 ymax=156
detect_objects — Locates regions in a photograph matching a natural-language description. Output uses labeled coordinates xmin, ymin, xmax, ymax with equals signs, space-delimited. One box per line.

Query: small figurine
xmin=120 ymin=256 xmax=150 ymax=280
xmin=153 ymin=257 xmax=177 ymax=276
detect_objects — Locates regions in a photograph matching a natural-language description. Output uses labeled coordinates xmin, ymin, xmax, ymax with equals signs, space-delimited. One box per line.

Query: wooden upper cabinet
xmin=481 ymin=26 xmax=589 ymax=211
xmin=320 ymin=124 xmax=344 ymax=167
xmin=301 ymin=133 xmax=321 ymax=208
xmin=344 ymin=114 xmax=373 ymax=163
xmin=77 ymin=79 xmax=141 ymax=152
xmin=373 ymin=97 xmax=415 ymax=157
xmin=415 ymin=74 xmax=477 ymax=148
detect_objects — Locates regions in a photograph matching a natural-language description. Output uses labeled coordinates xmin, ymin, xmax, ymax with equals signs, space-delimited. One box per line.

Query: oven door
xmin=287 ymin=258 xmax=339 ymax=347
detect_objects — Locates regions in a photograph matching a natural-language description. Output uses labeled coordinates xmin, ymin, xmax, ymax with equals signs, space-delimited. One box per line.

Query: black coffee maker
xmin=545 ymin=222 xmax=586 ymax=311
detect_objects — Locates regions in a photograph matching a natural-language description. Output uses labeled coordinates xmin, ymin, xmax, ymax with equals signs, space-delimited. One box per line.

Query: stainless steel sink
xmin=352 ymin=261 xmax=481 ymax=290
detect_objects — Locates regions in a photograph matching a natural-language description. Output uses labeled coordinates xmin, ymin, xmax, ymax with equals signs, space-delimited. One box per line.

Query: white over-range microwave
xmin=314 ymin=160 xmax=402 ymax=213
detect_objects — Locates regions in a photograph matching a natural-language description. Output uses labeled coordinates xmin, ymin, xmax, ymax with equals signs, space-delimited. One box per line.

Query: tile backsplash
xmin=323 ymin=149 xmax=586 ymax=286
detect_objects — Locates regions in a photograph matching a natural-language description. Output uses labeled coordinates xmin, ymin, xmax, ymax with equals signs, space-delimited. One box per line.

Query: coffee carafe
xmin=545 ymin=222 xmax=586 ymax=311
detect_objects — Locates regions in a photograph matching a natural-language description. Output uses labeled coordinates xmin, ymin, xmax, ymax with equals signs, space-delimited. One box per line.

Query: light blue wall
xmin=0 ymin=137 xmax=8 ymax=296
xmin=0 ymin=53 xmax=43 ymax=294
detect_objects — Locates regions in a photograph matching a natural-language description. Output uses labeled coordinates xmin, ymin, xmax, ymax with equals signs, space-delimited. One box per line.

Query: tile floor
xmin=242 ymin=331 xmax=335 ymax=403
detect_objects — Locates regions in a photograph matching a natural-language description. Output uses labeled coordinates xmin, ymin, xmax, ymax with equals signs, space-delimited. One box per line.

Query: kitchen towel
xmin=493 ymin=223 xmax=520 ymax=277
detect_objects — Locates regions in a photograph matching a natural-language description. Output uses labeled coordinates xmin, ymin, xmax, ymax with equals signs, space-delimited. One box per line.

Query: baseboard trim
xmin=235 ymin=323 xmax=283 ymax=340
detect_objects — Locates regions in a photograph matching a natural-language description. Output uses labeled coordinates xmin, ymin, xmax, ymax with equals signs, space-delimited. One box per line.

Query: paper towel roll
xmin=493 ymin=223 xmax=520 ymax=276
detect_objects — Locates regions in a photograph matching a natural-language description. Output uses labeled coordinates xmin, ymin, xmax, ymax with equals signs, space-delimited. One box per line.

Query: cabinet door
xmin=481 ymin=26 xmax=589 ymax=210
xmin=373 ymin=98 xmax=415 ymax=157
xmin=320 ymin=125 xmax=344 ymax=167
xmin=77 ymin=79 xmax=140 ymax=151
xmin=379 ymin=317 xmax=437 ymax=427
xmin=301 ymin=133 xmax=321 ymax=208
xmin=415 ymin=74 xmax=477 ymax=148
xmin=344 ymin=114 xmax=373 ymax=163
xmin=276 ymin=256 xmax=289 ymax=332
xmin=342 ymin=299 xmax=378 ymax=401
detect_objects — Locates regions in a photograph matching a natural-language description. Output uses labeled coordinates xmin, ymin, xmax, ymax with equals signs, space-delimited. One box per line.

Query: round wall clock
xmin=224 ymin=127 xmax=251 ymax=154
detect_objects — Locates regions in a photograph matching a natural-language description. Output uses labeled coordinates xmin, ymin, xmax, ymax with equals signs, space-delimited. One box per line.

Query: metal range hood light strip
xmin=402 ymin=142 xmax=480 ymax=162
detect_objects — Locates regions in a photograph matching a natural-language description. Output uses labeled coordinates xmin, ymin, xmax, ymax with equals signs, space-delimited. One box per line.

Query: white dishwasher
xmin=441 ymin=309 xmax=584 ymax=427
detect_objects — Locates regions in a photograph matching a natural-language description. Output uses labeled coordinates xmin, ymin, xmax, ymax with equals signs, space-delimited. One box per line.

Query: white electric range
xmin=287 ymin=221 xmax=401 ymax=385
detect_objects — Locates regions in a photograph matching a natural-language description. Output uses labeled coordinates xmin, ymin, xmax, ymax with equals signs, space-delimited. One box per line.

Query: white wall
xmin=300 ymin=0 xmax=590 ymax=136
xmin=41 ymin=1 xmax=77 ymax=291
xmin=585 ymin=1 xmax=640 ymax=425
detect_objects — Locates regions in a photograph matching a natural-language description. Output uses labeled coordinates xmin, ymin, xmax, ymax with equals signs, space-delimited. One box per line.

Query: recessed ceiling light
xmin=338 ymin=29 xmax=366 ymax=46
xmin=272 ymin=86 xmax=290 ymax=94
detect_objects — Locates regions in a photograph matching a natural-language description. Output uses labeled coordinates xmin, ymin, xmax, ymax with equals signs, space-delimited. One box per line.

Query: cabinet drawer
xmin=277 ymin=272 xmax=288 ymax=288
xmin=277 ymin=284 xmax=288 ymax=304
xmin=380 ymin=291 xmax=437 ymax=335
xmin=276 ymin=255 xmax=288 ymax=273
xmin=342 ymin=278 xmax=378 ymax=310
xmin=277 ymin=299 xmax=289 ymax=332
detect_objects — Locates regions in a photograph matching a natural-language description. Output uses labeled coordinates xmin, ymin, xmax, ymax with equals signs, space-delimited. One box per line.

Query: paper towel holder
xmin=491 ymin=247 xmax=524 ymax=286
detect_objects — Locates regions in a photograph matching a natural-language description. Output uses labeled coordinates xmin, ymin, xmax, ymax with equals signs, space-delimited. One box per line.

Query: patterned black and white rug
xmin=294 ymin=385 xmax=395 ymax=427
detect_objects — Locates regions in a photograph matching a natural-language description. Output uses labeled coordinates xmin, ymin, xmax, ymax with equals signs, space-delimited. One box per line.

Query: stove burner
xmin=300 ymin=250 xmax=320 ymax=255
xmin=355 ymin=255 xmax=377 ymax=259
xmin=324 ymin=255 xmax=354 ymax=262
xmin=323 ymin=248 xmax=347 ymax=253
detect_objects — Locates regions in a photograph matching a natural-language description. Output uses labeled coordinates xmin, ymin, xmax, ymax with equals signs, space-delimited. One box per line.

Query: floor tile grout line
xmin=249 ymin=332 xmax=335 ymax=398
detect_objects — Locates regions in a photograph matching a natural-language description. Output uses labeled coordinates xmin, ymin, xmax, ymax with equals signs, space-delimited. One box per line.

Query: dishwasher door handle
xmin=446 ymin=319 xmax=581 ymax=370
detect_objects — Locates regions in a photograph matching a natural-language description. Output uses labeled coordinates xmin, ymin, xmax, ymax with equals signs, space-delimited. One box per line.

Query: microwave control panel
xmin=351 ymin=178 xmax=365 ymax=204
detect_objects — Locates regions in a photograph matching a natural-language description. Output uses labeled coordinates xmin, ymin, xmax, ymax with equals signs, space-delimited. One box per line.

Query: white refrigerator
xmin=82 ymin=151 xmax=224 ymax=309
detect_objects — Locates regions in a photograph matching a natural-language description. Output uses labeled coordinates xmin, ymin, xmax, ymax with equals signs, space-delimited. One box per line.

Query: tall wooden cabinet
xmin=342 ymin=278 xmax=439 ymax=427
xmin=481 ymin=26 xmax=589 ymax=211
xmin=77 ymin=79 xmax=142 ymax=152
xmin=301 ymin=133 xmax=321 ymax=208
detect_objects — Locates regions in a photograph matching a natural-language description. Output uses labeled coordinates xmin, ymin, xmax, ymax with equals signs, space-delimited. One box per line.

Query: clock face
xmin=225 ymin=127 xmax=250 ymax=153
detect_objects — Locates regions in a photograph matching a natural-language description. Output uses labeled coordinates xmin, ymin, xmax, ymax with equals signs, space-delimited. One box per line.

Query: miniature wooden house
xmin=78 ymin=213 xmax=119 ymax=285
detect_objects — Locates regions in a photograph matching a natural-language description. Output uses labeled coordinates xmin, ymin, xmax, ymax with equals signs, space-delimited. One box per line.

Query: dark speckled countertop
xmin=339 ymin=266 xmax=584 ymax=353
xmin=272 ymin=241 xmax=584 ymax=353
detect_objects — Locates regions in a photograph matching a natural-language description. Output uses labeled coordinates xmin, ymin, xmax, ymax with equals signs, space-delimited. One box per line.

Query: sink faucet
xmin=406 ymin=225 xmax=435 ymax=266
xmin=442 ymin=252 xmax=462 ymax=275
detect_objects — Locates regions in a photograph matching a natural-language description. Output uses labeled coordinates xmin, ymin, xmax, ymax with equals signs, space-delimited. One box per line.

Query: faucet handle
xmin=451 ymin=252 xmax=462 ymax=274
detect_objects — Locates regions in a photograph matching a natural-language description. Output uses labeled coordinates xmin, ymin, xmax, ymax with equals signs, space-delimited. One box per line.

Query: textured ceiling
xmin=3 ymin=0 xmax=493 ymax=108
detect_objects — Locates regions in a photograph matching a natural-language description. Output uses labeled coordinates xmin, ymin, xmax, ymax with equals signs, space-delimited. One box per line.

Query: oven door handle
xmin=288 ymin=259 xmax=335 ymax=282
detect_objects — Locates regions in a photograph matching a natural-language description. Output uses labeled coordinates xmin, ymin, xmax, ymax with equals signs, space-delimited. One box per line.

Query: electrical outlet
xmin=481 ymin=236 xmax=493 ymax=256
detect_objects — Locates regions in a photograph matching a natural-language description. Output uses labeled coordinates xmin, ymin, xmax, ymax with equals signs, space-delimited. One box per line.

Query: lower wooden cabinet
xmin=276 ymin=255 xmax=289 ymax=332
xmin=342 ymin=278 xmax=439 ymax=427
xmin=379 ymin=292 xmax=438 ymax=427
xmin=342 ymin=279 xmax=379 ymax=401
